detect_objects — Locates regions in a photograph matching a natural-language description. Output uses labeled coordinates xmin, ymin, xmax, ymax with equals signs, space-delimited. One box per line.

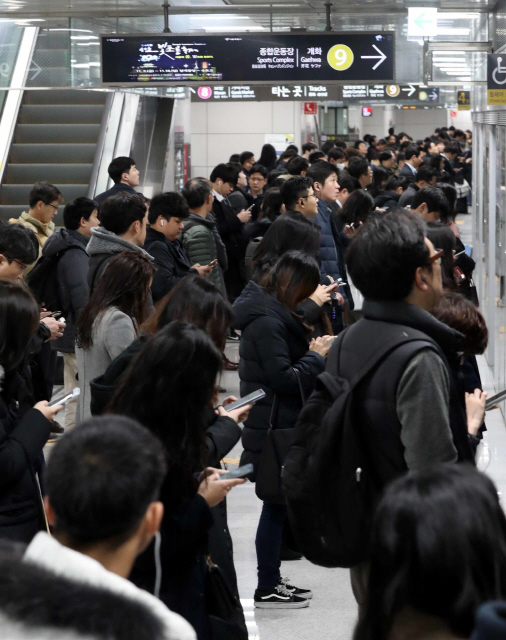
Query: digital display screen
xmin=101 ymin=33 xmax=395 ymax=85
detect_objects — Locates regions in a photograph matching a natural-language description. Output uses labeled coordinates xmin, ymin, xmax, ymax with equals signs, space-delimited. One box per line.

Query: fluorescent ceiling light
xmin=190 ymin=15 xmax=253 ymax=20
xmin=70 ymin=35 xmax=98 ymax=40
xmin=437 ymin=12 xmax=478 ymax=18
xmin=0 ymin=17 xmax=44 ymax=21
xmin=76 ymin=42 xmax=100 ymax=45
xmin=49 ymin=28 xmax=93 ymax=32
xmin=434 ymin=60 xmax=469 ymax=64
xmin=457 ymin=77 xmax=472 ymax=81
xmin=433 ymin=51 xmax=466 ymax=56
xmin=204 ymin=26 xmax=264 ymax=31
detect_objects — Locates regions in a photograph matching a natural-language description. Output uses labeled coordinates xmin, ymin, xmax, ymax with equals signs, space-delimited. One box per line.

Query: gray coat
xmin=182 ymin=213 xmax=228 ymax=295
xmin=42 ymin=229 xmax=89 ymax=353
xmin=75 ymin=308 xmax=136 ymax=423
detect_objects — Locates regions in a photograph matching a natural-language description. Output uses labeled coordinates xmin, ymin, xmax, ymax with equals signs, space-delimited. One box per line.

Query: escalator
xmin=0 ymin=89 xmax=107 ymax=222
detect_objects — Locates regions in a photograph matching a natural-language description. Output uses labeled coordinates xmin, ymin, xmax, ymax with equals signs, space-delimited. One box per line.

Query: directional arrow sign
xmin=360 ymin=45 xmax=387 ymax=71
xmin=402 ymin=84 xmax=416 ymax=97
xmin=408 ymin=7 xmax=438 ymax=37
xmin=429 ymin=89 xmax=438 ymax=101
xmin=29 ymin=60 xmax=41 ymax=82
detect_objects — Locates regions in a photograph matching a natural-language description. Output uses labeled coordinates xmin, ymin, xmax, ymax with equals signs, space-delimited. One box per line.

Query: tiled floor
xmin=222 ymin=212 xmax=506 ymax=640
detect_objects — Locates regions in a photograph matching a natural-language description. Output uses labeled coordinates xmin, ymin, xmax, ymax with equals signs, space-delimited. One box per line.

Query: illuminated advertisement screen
xmin=101 ymin=32 xmax=395 ymax=85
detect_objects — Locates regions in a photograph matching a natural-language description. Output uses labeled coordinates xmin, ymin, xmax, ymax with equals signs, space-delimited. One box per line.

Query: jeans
xmin=255 ymin=501 xmax=287 ymax=591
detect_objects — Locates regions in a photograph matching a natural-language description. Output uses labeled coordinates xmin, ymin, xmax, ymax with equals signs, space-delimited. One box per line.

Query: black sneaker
xmin=254 ymin=584 xmax=309 ymax=609
xmin=227 ymin=330 xmax=240 ymax=342
xmin=279 ymin=577 xmax=313 ymax=599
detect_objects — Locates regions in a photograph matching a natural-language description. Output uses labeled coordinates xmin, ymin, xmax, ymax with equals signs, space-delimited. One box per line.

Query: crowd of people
xmin=0 ymin=122 xmax=505 ymax=640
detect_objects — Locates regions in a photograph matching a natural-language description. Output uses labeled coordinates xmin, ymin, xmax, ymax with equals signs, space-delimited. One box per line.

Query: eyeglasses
xmin=12 ymin=259 xmax=27 ymax=271
xmin=301 ymin=193 xmax=317 ymax=201
xmin=46 ymin=203 xmax=59 ymax=212
xmin=429 ymin=249 xmax=444 ymax=266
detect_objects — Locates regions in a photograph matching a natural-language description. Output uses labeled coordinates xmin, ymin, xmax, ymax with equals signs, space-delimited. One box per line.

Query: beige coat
xmin=9 ymin=211 xmax=55 ymax=275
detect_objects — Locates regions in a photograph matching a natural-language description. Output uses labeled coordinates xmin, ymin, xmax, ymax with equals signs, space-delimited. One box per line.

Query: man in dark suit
xmin=94 ymin=157 xmax=145 ymax=206
xmin=399 ymin=146 xmax=424 ymax=184
xmin=441 ymin=143 xmax=460 ymax=178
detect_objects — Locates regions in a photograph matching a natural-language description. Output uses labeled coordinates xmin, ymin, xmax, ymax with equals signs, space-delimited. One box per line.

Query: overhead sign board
xmin=457 ymin=90 xmax=470 ymax=111
xmin=191 ymin=84 xmax=342 ymax=101
xmin=342 ymin=84 xmax=439 ymax=102
xmin=407 ymin=7 xmax=438 ymax=37
xmin=101 ymin=32 xmax=395 ymax=86
xmin=191 ymin=83 xmax=438 ymax=103
xmin=488 ymin=54 xmax=506 ymax=105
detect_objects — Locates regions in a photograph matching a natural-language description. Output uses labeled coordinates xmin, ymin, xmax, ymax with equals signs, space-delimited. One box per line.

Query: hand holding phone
xmin=220 ymin=463 xmax=254 ymax=481
xmin=207 ymin=259 xmax=218 ymax=268
xmin=225 ymin=389 xmax=266 ymax=412
xmin=49 ymin=387 xmax=80 ymax=407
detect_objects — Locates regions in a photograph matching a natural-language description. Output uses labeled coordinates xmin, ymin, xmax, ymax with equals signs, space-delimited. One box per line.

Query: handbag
xmin=205 ymin=555 xmax=247 ymax=640
xmin=255 ymin=369 xmax=305 ymax=504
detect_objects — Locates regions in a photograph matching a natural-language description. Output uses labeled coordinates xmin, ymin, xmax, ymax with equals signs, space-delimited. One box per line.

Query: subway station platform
xmin=221 ymin=213 xmax=506 ymax=640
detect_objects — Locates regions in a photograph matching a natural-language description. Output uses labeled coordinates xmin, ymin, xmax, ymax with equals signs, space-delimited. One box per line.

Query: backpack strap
xmin=332 ymin=327 xmax=438 ymax=393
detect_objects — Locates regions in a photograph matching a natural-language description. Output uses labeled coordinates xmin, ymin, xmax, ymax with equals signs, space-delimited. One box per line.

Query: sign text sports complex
xmin=101 ymin=33 xmax=395 ymax=85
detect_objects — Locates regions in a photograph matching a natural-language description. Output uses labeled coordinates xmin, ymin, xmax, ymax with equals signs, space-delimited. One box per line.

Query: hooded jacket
xmin=41 ymin=229 xmax=89 ymax=353
xmin=22 ymin=533 xmax=196 ymax=640
xmin=182 ymin=213 xmax=227 ymax=295
xmin=144 ymin=226 xmax=198 ymax=303
xmin=87 ymin=226 xmax=153 ymax=293
xmin=233 ymin=282 xmax=325 ymax=478
xmin=9 ymin=211 xmax=55 ymax=276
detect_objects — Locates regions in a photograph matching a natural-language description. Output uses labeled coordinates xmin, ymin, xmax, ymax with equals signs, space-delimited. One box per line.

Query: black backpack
xmin=282 ymin=328 xmax=433 ymax=568
xmin=27 ymin=248 xmax=77 ymax=312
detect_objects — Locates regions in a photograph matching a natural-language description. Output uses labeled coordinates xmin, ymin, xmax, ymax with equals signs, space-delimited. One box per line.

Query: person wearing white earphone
xmin=144 ymin=192 xmax=213 ymax=303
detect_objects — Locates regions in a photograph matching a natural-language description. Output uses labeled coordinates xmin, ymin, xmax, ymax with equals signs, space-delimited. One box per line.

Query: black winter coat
xmin=144 ymin=227 xmax=198 ymax=303
xmin=233 ymin=282 xmax=325 ymax=479
xmin=89 ymin=336 xmax=245 ymax=639
xmin=0 ymin=371 xmax=52 ymax=542
xmin=42 ymin=229 xmax=89 ymax=353
xmin=94 ymin=182 xmax=145 ymax=206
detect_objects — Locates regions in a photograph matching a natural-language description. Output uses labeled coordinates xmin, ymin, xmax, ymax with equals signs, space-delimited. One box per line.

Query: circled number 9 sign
xmin=327 ymin=44 xmax=354 ymax=71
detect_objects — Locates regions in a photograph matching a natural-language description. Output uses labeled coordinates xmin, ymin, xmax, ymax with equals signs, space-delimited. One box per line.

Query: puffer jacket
xmin=181 ymin=213 xmax=227 ymax=295
xmin=233 ymin=282 xmax=325 ymax=479
xmin=9 ymin=212 xmax=55 ymax=276
xmin=41 ymin=229 xmax=89 ymax=353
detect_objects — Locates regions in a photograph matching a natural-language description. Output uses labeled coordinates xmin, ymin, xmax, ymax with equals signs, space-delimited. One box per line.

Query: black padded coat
xmin=233 ymin=282 xmax=325 ymax=480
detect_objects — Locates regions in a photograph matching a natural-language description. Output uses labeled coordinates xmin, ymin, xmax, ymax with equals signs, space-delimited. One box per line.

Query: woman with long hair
xmin=258 ymin=143 xmax=278 ymax=172
xmin=0 ymin=281 xmax=63 ymax=541
xmin=234 ymin=251 xmax=333 ymax=609
xmin=368 ymin=166 xmax=390 ymax=200
xmin=75 ymin=251 xmax=155 ymax=422
xmin=355 ymin=465 xmax=506 ymax=640
xmin=425 ymin=222 xmax=458 ymax=291
xmin=108 ymin=322 xmax=247 ymax=640
xmin=339 ymin=190 xmax=376 ymax=228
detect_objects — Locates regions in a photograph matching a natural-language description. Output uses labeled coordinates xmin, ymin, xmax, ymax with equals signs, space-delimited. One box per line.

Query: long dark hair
xmin=142 ymin=275 xmax=232 ymax=352
xmin=265 ymin=251 xmax=320 ymax=323
xmin=252 ymin=212 xmax=320 ymax=285
xmin=0 ymin=280 xmax=39 ymax=372
xmin=108 ymin=322 xmax=222 ymax=504
xmin=426 ymin=221 xmax=457 ymax=290
xmin=355 ymin=465 xmax=506 ymax=640
xmin=339 ymin=189 xmax=375 ymax=227
xmin=257 ymin=188 xmax=284 ymax=222
xmin=368 ymin=166 xmax=389 ymax=199
xmin=76 ymin=252 xmax=155 ymax=349
xmin=258 ymin=144 xmax=277 ymax=170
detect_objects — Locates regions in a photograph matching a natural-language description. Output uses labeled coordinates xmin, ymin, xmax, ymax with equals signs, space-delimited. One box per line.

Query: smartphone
xmin=454 ymin=249 xmax=466 ymax=258
xmin=220 ymin=463 xmax=254 ymax=481
xmin=225 ymin=389 xmax=266 ymax=412
xmin=246 ymin=203 xmax=255 ymax=212
xmin=486 ymin=389 xmax=506 ymax=410
xmin=207 ymin=259 xmax=218 ymax=268
xmin=49 ymin=387 xmax=80 ymax=407
xmin=47 ymin=310 xmax=62 ymax=318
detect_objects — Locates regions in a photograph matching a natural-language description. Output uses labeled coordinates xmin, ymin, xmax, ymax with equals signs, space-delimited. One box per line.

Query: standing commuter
xmin=280 ymin=177 xmax=319 ymax=220
xmin=234 ymin=251 xmax=332 ymax=608
xmin=398 ymin=166 xmax=438 ymax=208
xmin=258 ymin=144 xmax=277 ymax=173
xmin=94 ymin=156 xmax=144 ymax=206
xmin=143 ymin=192 xmax=211 ymax=303
xmin=339 ymin=210 xmax=462 ymax=604
xmin=27 ymin=415 xmax=196 ymax=640
xmin=0 ymin=281 xmax=63 ymax=542
xmin=301 ymin=142 xmax=318 ymax=159
xmin=247 ymin=164 xmax=268 ymax=221
xmin=210 ymin=163 xmax=251 ymax=302
xmin=181 ymin=178 xmax=228 ymax=296
xmin=399 ymin=146 xmax=424 ymax=184
xmin=240 ymin=151 xmax=255 ymax=179
xmin=355 ymin=466 xmax=506 ymax=640
xmin=347 ymin=157 xmax=373 ymax=190
xmin=41 ymin=197 xmax=99 ymax=430
xmin=306 ymin=161 xmax=352 ymax=332
xmin=410 ymin=187 xmax=451 ymax=223
xmin=75 ymin=252 xmax=155 ymax=423
xmin=87 ymin=192 xmax=152 ymax=293
xmin=9 ymin=182 xmax=63 ymax=276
